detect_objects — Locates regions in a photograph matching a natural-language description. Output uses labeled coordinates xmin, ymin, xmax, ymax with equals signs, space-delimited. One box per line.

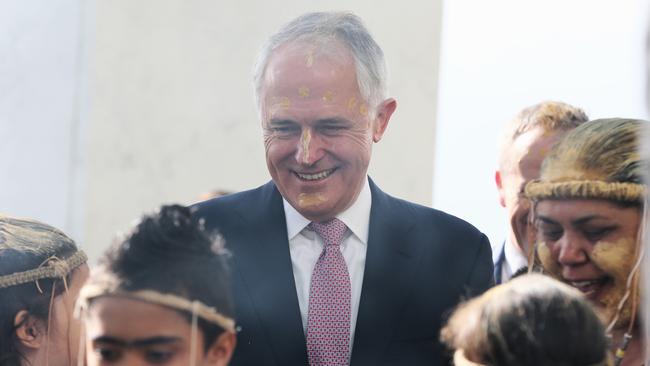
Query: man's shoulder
xmin=373 ymin=186 xmax=484 ymax=238
xmin=193 ymin=182 xmax=274 ymax=212
xmin=191 ymin=181 xmax=280 ymax=228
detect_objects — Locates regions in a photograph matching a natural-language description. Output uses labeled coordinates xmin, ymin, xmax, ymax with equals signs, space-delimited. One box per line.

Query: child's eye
xmin=94 ymin=347 xmax=122 ymax=362
xmin=145 ymin=349 xmax=174 ymax=364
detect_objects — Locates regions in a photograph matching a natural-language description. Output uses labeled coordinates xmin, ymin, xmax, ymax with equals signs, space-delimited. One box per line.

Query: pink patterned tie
xmin=306 ymin=218 xmax=351 ymax=366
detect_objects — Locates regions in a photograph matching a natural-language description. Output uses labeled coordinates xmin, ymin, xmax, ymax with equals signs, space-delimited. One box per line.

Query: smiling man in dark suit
xmin=193 ymin=11 xmax=493 ymax=366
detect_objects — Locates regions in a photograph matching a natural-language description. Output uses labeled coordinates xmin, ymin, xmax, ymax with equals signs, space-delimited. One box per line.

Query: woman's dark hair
xmin=0 ymin=216 xmax=80 ymax=366
xmin=89 ymin=204 xmax=234 ymax=350
xmin=441 ymin=274 xmax=608 ymax=366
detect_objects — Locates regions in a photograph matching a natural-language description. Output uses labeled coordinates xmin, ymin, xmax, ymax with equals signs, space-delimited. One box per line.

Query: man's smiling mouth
xmin=293 ymin=168 xmax=336 ymax=181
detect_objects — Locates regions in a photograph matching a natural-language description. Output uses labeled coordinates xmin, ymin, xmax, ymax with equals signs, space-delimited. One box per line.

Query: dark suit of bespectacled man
xmin=192 ymin=11 xmax=493 ymax=366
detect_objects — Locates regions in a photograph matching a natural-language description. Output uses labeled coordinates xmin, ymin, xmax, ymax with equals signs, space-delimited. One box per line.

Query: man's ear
xmin=204 ymin=331 xmax=237 ymax=366
xmin=372 ymin=98 xmax=397 ymax=143
xmin=495 ymin=170 xmax=506 ymax=208
xmin=14 ymin=310 xmax=45 ymax=350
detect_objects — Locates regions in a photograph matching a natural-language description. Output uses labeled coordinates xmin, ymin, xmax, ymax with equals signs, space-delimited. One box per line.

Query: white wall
xmin=434 ymin=0 xmax=649 ymax=249
xmin=84 ymin=1 xmax=442 ymax=261
xmin=0 ymin=0 xmax=86 ymax=240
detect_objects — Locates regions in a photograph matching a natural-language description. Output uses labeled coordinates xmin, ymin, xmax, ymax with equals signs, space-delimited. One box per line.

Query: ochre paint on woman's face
xmin=534 ymin=199 xmax=641 ymax=328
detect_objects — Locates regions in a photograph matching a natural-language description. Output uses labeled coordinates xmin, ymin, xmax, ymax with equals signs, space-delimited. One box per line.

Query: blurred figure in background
xmin=526 ymin=118 xmax=648 ymax=366
xmin=0 ymin=215 xmax=89 ymax=366
xmin=494 ymin=101 xmax=588 ymax=283
xmin=78 ymin=205 xmax=236 ymax=366
xmin=441 ymin=273 xmax=609 ymax=366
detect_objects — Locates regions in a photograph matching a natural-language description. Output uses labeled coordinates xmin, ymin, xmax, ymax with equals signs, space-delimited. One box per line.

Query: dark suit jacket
xmin=192 ymin=179 xmax=494 ymax=366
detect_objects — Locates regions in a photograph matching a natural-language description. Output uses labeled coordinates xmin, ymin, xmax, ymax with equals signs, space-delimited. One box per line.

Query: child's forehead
xmin=86 ymin=296 xmax=195 ymax=338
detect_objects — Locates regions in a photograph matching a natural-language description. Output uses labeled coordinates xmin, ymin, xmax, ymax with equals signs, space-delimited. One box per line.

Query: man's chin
xmin=297 ymin=192 xmax=328 ymax=208
xmin=290 ymin=194 xmax=338 ymax=222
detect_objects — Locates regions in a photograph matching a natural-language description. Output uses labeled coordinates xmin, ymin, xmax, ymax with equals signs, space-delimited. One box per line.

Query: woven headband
xmin=0 ymin=250 xmax=87 ymax=289
xmin=79 ymin=285 xmax=236 ymax=333
xmin=525 ymin=180 xmax=646 ymax=203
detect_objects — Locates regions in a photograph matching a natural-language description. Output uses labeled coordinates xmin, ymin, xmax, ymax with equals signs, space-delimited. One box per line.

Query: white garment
xmin=283 ymin=177 xmax=371 ymax=351
xmin=501 ymin=238 xmax=528 ymax=282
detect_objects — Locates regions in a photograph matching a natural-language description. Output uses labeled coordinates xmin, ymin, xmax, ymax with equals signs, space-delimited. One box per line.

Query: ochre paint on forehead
xmin=261 ymin=43 xmax=372 ymax=123
xmin=305 ymin=45 xmax=316 ymax=68
xmin=280 ymin=97 xmax=291 ymax=110
xmin=298 ymin=86 xmax=310 ymax=98
xmin=265 ymin=94 xmax=370 ymax=121
xmin=322 ymin=90 xmax=334 ymax=103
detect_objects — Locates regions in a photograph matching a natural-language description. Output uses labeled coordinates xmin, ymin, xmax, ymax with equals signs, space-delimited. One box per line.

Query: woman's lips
xmin=567 ymin=277 xmax=610 ymax=300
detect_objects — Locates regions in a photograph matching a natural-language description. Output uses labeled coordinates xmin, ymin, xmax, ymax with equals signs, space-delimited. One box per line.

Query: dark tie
xmin=306 ymin=218 xmax=351 ymax=366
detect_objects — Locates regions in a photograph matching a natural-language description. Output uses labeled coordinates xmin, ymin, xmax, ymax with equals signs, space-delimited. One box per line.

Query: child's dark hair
xmin=441 ymin=274 xmax=608 ymax=366
xmin=90 ymin=204 xmax=233 ymax=350
xmin=0 ymin=216 xmax=81 ymax=366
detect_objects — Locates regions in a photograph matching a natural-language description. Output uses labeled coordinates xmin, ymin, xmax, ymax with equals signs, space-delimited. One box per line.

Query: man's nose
xmin=295 ymin=128 xmax=324 ymax=165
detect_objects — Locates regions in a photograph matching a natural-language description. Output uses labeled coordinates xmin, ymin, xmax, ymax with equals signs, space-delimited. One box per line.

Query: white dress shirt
xmin=501 ymin=238 xmax=528 ymax=282
xmin=283 ymin=177 xmax=371 ymax=351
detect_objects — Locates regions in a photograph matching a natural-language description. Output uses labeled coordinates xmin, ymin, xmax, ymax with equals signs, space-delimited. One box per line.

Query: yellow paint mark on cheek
xmin=322 ymin=91 xmax=334 ymax=103
xmin=298 ymin=193 xmax=327 ymax=208
xmin=298 ymin=86 xmax=310 ymax=98
xmin=347 ymin=97 xmax=358 ymax=110
xmin=300 ymin=128 xmax=312 ymax=162
xmin=536 ymin=242 xmax=561 ymax=279
xmin=589 ymin=237 xmax=638 ymax=328
xmin=591 ymin=238 xmax=636 ymax=280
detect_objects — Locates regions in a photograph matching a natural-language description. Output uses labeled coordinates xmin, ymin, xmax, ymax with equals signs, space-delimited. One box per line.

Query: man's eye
xmin=319 ymin=125 xmax=345 ymax=134
xmin=94 ymin=347 xmax=121 ymax=362
xmin=145 ymin=349 xmax=174 ymax=364
xmin=271 ymin=126 xmax=298 ymax=134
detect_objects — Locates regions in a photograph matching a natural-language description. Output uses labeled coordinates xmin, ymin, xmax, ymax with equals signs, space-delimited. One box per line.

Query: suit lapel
xmin=493 ymin=241 xmax=506 ymax=284
xmin=350 ymin=180 xmax=422 ymax=365
xmin=233 ymin=182 xmax=308 ymax=365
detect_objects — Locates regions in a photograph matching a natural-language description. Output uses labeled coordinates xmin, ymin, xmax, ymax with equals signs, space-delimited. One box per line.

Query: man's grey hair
xmin=253 ymin=12 xmax=388 ymax=113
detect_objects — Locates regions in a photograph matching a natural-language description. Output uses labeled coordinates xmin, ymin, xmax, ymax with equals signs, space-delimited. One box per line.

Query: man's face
xmin=260 ymin=42 xmax=395 ymax=222
xmin=497 ymin=127 xmax=565 ymax=254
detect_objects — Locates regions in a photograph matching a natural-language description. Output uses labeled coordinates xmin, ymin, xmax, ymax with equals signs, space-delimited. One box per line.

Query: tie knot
xmin=309 ymin=218 xmax=347 ymax=247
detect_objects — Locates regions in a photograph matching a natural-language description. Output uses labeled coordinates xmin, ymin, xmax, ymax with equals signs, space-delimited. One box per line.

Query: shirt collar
xmin=504 ymin=238 xmax=528 ymax=274
xmin=283 ymin=177 xmax=371 ymax=244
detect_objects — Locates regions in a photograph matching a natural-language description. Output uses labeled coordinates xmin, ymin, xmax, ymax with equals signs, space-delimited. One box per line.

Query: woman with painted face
xmin=525 ymin=118 xmax=648 ymax=366
xmin=0 ymin=215 xmax=90 ymax=366
xmin=77 ymin=205 xmax=236 ymax=366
